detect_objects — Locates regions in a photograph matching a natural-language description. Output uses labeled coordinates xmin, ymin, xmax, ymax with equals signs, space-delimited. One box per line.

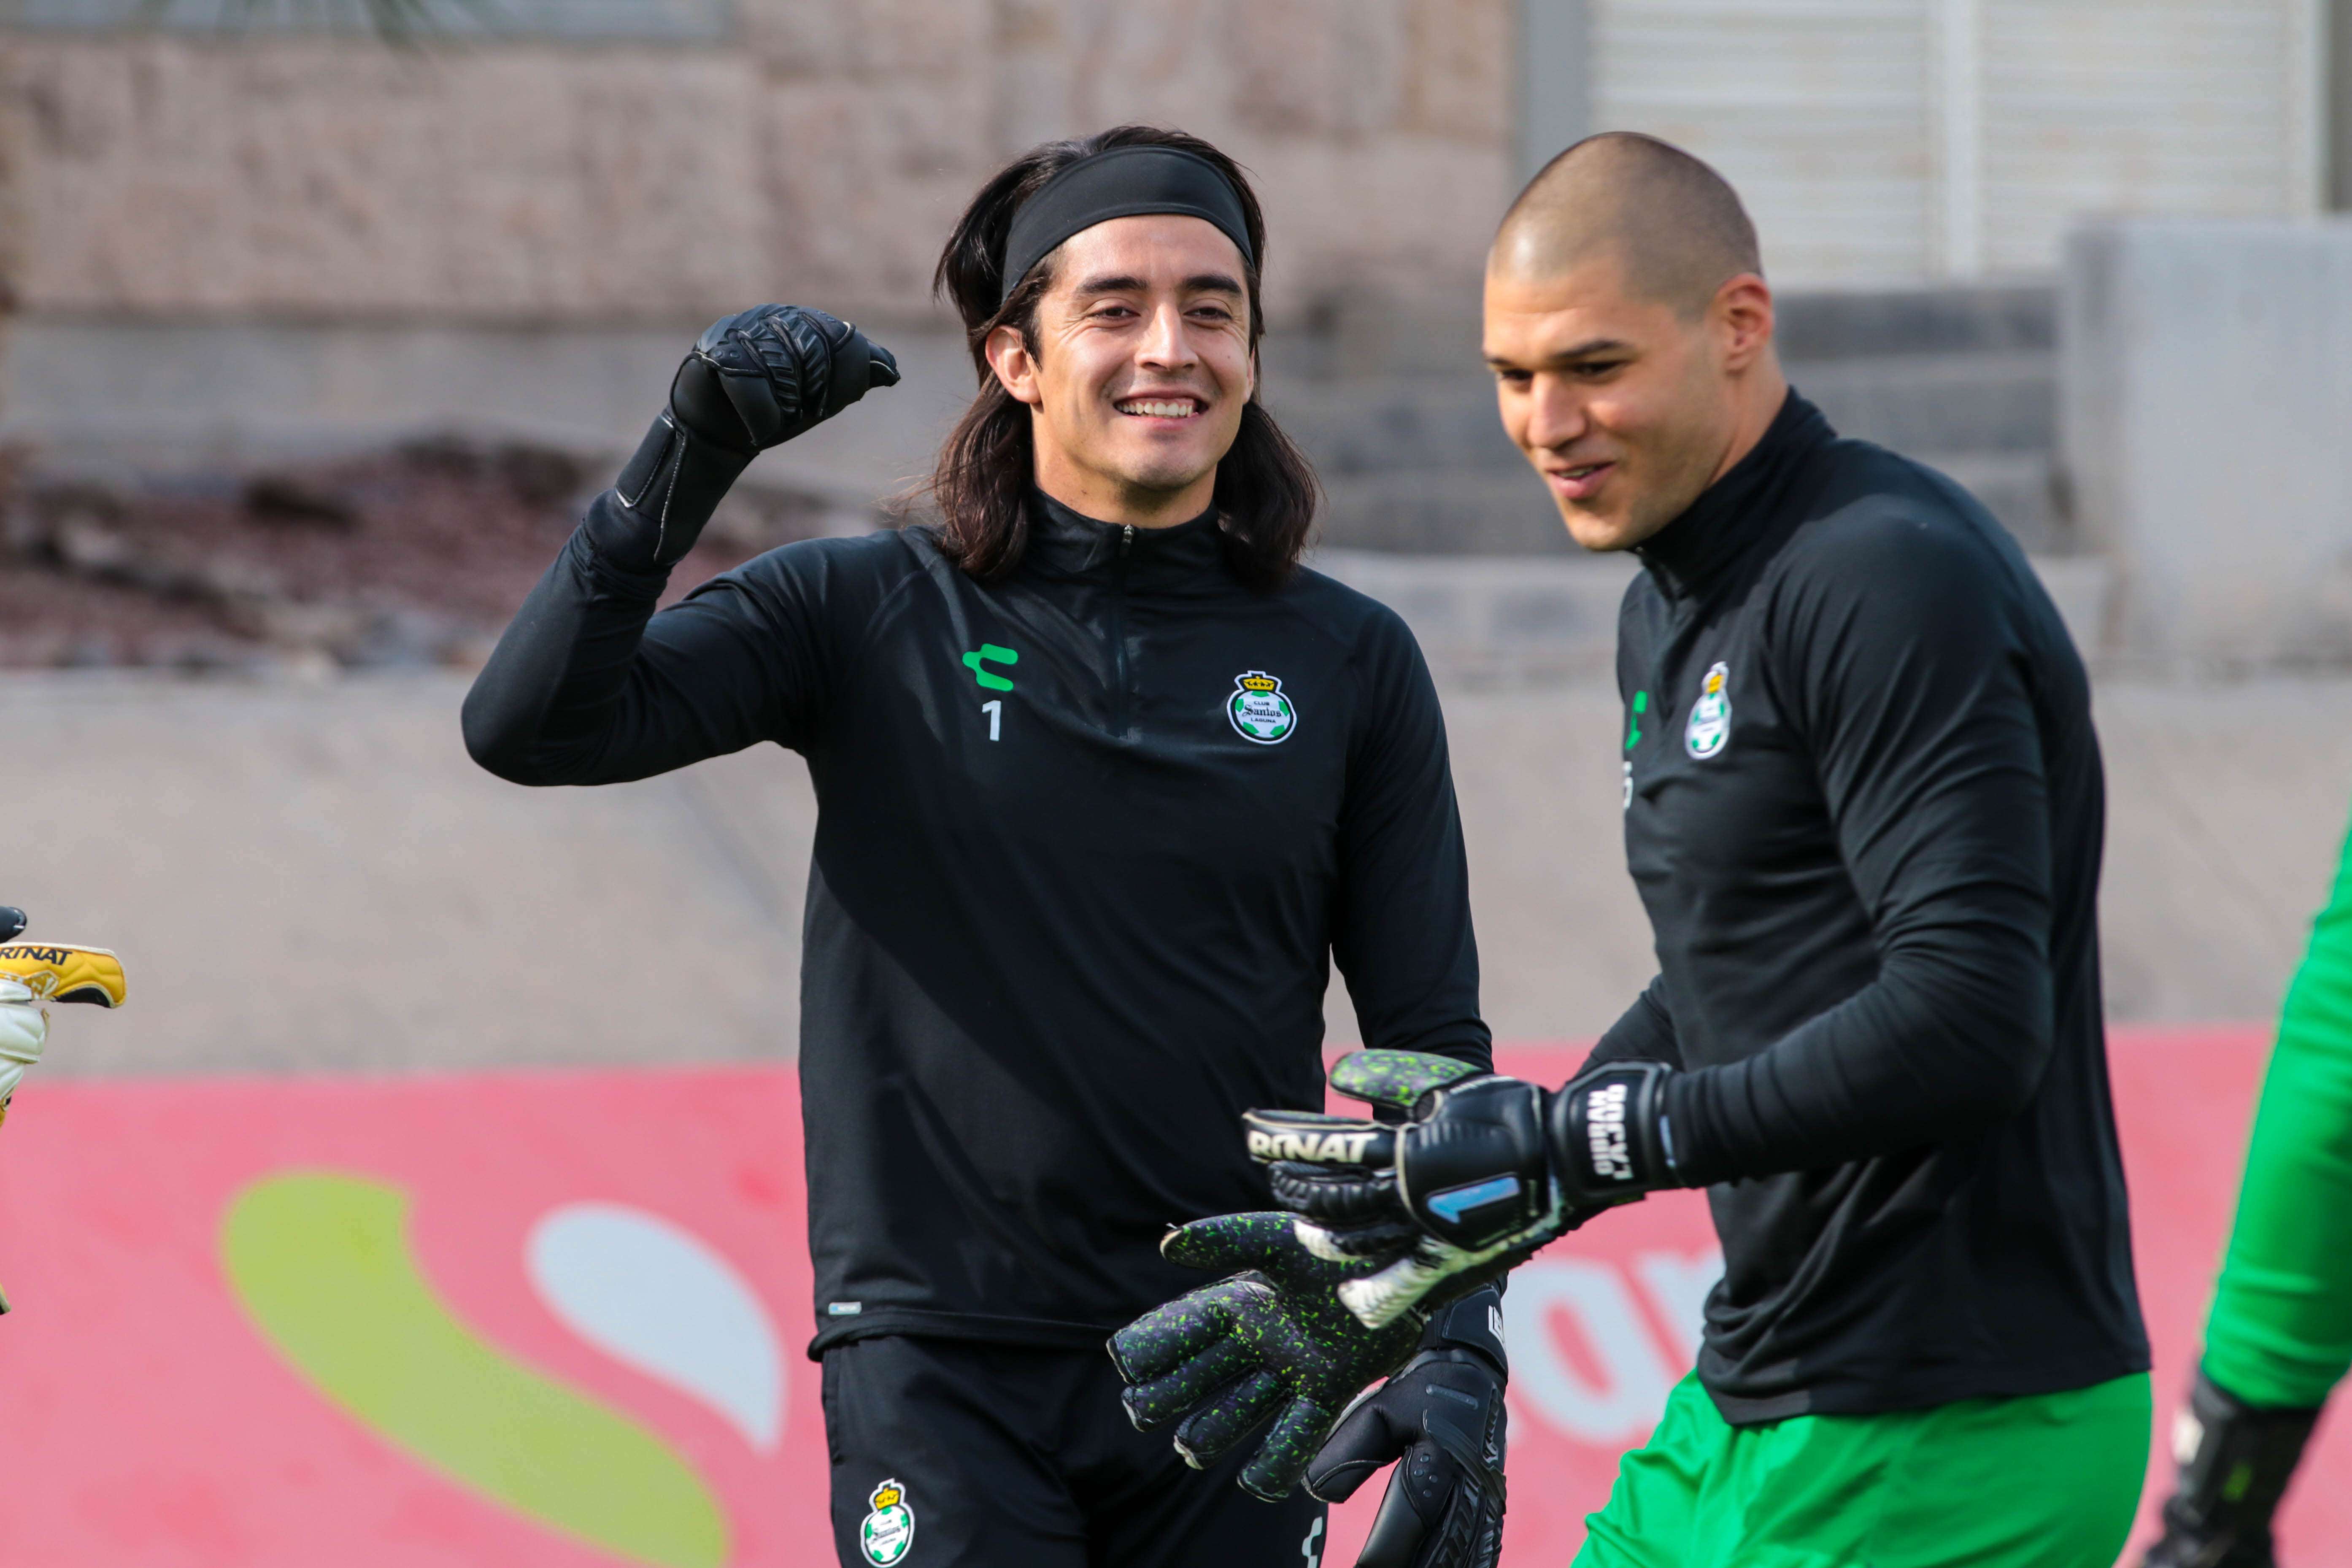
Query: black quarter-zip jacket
xmin=1591 ymin=393 xmax=2148 ymax=1422
xmin=464 ymin=491 xmax=1491 ymax=1356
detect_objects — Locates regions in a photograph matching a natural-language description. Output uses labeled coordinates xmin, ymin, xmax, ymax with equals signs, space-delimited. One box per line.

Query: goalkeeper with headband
xmin=1116 ymin=133 xmax=2154 ymax=1567
xmin=464 ymin=126 xmax=1508 ymax=1568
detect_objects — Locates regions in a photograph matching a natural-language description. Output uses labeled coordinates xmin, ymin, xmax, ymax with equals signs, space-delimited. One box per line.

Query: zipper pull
xmin=1120 ymin=524 xmax=1134 ymax=556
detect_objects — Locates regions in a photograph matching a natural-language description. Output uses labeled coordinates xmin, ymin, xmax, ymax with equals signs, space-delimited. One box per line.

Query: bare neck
xmin=1032 ymin=446 xmax=1218 ymax=530
xmin=1703 ymin=354 xmax=1793 ymax=488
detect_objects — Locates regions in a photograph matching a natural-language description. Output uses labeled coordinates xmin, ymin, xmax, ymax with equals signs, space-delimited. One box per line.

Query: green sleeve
xmin=2203 ymin=803 xmax=2352 ymax=1408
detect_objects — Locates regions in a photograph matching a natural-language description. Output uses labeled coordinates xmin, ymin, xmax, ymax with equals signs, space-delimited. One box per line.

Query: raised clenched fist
xmin=670 ymin=305 xmax=900 ymax=456
xmin=601 ymin=305 xmax=900 ymax=566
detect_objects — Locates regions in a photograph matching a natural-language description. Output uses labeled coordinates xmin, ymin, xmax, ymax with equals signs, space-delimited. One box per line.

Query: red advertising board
xmin=0 ymin=1034 xmax=2341 ymax=1566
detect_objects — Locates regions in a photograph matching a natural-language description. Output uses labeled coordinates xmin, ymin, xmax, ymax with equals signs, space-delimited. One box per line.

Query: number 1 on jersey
xmin=982 ymin=699 xmax=1002 ymax=742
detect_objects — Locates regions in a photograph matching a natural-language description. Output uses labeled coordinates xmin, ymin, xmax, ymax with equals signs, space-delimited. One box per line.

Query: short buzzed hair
xmin=1491 ymin=132 xmax=1761 ymax=317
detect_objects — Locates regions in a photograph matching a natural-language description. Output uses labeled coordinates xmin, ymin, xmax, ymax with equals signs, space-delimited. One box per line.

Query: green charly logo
xmin=859 ymin=1477 xmax=916 ymax=1565
xmin=221 ymin=1172 xmax=783 ymax=1568
xmin=962 ymin=644 xmax=1018 ymax=691
xmin=1227 ymin=670 xmax=1297 ymax=745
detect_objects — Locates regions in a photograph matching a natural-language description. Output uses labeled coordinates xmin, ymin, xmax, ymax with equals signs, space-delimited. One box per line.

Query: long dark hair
xmin=927 ymin=126 xmax=1320 ymax=591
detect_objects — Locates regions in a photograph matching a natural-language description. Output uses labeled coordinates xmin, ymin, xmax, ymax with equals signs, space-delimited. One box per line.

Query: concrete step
xmin=1317 ymin=451 xmax=2066 ymax=558
xmin=1264 ymin=373 xmax=1523 ymax=476
xmin=1774 ymin=284 xmax=2055 ymax=360
xmin=1911 ymin=451 xmax=2068 ymax=553
xmin=1281 ymin=352 xmax=2057 ymax=484
xmin=1790 ymin=350 xmax=2055 ymax=459
xmin=1318 ymin=470 xmax=1572 ymax=555
xmin=1311 ymin=548 xmax=2113 ymax=688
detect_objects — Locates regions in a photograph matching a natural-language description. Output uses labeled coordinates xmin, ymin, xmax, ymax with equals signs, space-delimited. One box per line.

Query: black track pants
xmin=823 ymin=1335 xmax=1329 ymax=1568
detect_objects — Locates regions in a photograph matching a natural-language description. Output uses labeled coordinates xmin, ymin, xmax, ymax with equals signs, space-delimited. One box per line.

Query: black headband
xmin=999 ymin=145 xmax=1255 ymax=305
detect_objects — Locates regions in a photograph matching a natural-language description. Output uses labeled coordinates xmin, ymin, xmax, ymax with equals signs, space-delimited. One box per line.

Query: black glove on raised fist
xmin=1306 ymin=1287 xmax=1509 ymax=1568
xmin=592 ymin=305 xmax=899 ymax=569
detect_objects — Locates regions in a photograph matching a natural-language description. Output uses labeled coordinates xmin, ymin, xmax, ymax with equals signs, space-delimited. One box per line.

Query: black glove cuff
xmin=1418 ymin=1285 xmax=1507 ymax=1379
xmin=591 ymin=412 xmax=753 ymax=570
xmin=2162 ymin=1365 xmax=2323 ymax=1538
xmin=1546 ymin=1059 xmax=1677 ymax=1203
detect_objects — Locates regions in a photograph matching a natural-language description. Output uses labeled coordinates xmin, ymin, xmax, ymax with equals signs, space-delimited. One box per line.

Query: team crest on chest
xmin=1685 ymin=662 xmax=1732 ymax=759
xmin=1228 ymin=670 xmax=1298 ymax=745
xmin=860 ymin=1478 xmax=915 ymax=1565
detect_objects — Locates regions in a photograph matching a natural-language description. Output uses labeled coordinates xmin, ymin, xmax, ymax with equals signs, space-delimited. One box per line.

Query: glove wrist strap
xmin=1417 ymin=1285 xmax=1507 ymax=1378
xmin=2159 ymin=1365 xmax=2322 ymax=1549
xmin=592 ymin=413 xmax=752 ymax=570
xmin=1546 ymin=1060 xmax=1678 ymax=1204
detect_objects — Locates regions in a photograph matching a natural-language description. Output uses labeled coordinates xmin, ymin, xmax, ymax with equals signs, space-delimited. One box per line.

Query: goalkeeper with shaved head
xmin=1115 ymin=133 xmax=2152 ymax=1567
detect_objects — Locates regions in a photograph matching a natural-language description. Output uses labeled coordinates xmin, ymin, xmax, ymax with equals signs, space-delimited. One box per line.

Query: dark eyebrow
xmin=1486 ymin=336 xmax=1636 ymax=369
xmin=1071 ymin=272 xmax=1246 ymax=299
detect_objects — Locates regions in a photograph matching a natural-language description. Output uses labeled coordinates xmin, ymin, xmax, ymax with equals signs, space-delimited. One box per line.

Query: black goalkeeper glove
xmin=1305 ymin=1286 xmax=1507 ymax=1568
xmin=590 ymin=304 xmax=899 ymax=569
xmin=1107 ymin=1212 xmax=1425 ymax=1502
xmin=2141 ymin=1366 xmax=2322 ymax=1568
xmin=1247 ymin=1050 xmax=1679 ymax=1328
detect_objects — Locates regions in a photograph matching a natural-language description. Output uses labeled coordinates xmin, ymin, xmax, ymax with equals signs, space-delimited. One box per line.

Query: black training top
xmin=1588 ymin=393 xmax=2148 ymax=1423
xmin=464 ymin=491 xmax=1491 ymax=1357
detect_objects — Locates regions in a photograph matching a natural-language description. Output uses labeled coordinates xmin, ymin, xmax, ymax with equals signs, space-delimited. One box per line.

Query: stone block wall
xmin=0 ymin=0 xmax=1514 ymax=329
xmin=2060 ymin=218 xmax=2352 ymax=669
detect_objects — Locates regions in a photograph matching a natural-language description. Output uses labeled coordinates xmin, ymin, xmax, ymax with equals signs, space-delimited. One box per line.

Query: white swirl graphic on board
xmin=1503 ymin=1250 xmax=1722 ymax=1447
xmin=527 ymin=1202 xmax=784 ymax=1452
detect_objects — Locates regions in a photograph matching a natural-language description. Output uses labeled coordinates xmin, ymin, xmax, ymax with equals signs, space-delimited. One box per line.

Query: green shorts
xmin=1575 ymin=1371 xmax=2152 ymax=1568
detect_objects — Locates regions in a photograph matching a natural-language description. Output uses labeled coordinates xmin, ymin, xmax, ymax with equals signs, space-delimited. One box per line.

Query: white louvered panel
xmin=1977 ymin=0 xmax=2320 ymax=275
xmin=1593 ymin=0 xmax=1939 ymax=287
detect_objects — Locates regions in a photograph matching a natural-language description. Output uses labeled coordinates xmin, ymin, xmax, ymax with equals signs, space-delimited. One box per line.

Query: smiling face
xmin=984 ymin=213 xmax=1256 ymax=527
xmin=1484 ymin=254 xmax=1775 ymax=553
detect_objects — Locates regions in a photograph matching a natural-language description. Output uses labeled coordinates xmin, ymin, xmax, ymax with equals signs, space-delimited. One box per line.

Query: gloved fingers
xmin=1170 ymin=1368 xmax=1285 ymax=1468
xmin=1327 ymin=1051 xmax=1484 ymax=1113
xmin=1243 ymin=1109 xmax=1393 ymax=1171
xmin=1107 ymin=1275 xmax=1255 ymax=1381
xmin=0 ymin=907 xmax=25 ymax=943
xmin=826 ymin=324 xmax=897 ymax=405
xmin=1293 ymin=1217 xmax=1418 ymax=1266
xmin=1160 ymin=1211 xmax=1300 ymax=1274
xmin=1236 ymin=1393 xmax=1342 ymax=1502
xmin=0 ymin=946 xmax=125 ymax=1009
xmin=1268 ymin=1159 xmax=1410 ymax=1224
xmin=694 ymin=305 xmax=761 ymax=358
xmin=1354 ymin=1462 xmax=1438 ymax=1568
xmin=0 ymin=994 xmax=48 ymax=1069
xmin=1339 ymin=1245 xmax=1476 ymax=1331
xmin=1410 ymin=1368 xmax=1508 ymax=1479
xmin=1303 ymin=1379 xmax=1414 ymax=1503
xmin=1120 ymin=1334 xmax=1259 ymax=1430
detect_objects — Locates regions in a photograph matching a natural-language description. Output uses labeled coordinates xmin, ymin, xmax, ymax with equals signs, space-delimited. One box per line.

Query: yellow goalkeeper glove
xmin=0 ymin=909 xmax=127 ymax=1314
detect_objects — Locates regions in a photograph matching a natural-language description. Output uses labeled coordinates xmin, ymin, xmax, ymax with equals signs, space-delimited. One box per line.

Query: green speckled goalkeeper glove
xmin=1107 ymin=1212 xmax=1426 ymax=1501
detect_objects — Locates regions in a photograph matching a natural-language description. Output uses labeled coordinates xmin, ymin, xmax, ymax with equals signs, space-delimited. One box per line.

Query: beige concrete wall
xmin=0 ymin=0 xmax=1513 ymax=329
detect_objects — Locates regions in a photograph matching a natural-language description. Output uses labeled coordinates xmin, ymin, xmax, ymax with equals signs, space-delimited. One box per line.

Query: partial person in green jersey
xmin=2142 ymin=805 xmax=2352 ymax=1566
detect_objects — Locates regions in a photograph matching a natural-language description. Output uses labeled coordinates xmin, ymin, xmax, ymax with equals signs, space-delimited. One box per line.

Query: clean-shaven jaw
xmin=985 ymin=213 xmax=1256 ymax=529
xmin=1484 ymin=248 xmax=1782 ymax=555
